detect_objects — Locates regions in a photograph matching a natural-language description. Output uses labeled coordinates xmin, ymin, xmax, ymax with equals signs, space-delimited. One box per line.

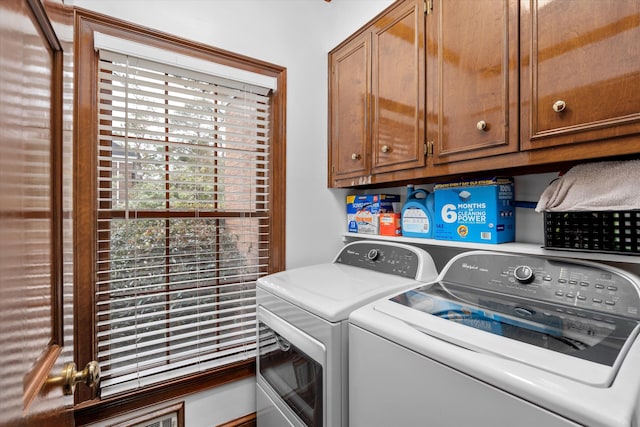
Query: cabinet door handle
xmin=552 ymin=100 xmax=567 ymax=113
xmin=476 ymin=120 xmax=487 ymax=131
xmin=351 ymin=153 xmax=361 ymax=161
xmin=381 ymin=145 xmax=390 ymax=153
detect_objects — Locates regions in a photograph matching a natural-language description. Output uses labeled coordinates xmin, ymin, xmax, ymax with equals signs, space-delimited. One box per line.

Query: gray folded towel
xmin=535 ymin=160 xmax=640 ymax=212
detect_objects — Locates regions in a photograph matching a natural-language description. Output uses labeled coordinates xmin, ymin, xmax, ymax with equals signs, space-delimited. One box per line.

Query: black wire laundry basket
xmin=544 ymin=211 xmax=640 ymax=255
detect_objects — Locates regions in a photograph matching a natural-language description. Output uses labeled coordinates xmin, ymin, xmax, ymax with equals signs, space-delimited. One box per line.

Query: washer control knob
xmin=514 ymin=265 xmax=535 ymax=284
xmin=366 ymin=249 xmax=379 ymax=261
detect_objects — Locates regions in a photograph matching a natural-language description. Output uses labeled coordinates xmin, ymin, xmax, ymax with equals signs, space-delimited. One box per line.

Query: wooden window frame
xmin=73 ymin=9 xmax=286 ymax=424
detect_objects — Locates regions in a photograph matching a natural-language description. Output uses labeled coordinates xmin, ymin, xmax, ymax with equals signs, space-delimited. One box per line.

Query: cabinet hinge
xmin=426 ymin=140 xmax=434 ymax=157
xmin=424 ymin=0 xmax=433 ymax=15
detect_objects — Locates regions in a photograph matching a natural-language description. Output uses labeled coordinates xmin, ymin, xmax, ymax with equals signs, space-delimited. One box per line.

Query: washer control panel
xmin=335 ymin=241 xmax=432 ymax=280
xmin=442 ymin=252 xmax=640 ymax=320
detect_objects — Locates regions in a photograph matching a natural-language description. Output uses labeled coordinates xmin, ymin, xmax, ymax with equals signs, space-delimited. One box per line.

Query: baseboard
xmin=216 ymin=412 xmax=256 ymax=427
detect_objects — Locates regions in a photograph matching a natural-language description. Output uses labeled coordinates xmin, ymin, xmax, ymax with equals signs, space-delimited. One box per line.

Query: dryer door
xmin=257 ymin=306 xmax=326 ymax=427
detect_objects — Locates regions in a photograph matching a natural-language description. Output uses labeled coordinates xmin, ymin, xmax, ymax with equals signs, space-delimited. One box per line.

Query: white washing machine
xmin=256 ymin=240 xmax=439 ymax=427
xmin=349 ymin=251 xmax=640 ymax=427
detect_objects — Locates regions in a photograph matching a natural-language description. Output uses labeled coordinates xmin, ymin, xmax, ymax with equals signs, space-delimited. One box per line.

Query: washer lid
xmin=374 ymin=251 xmax=640 ymax=387
xmin=381 ymin=282 xmax=639 ymax=387
xmin=350 ymin=298 xmax=640 ymax=427
xmin=257 ymin=263 xmax=423 ymax=322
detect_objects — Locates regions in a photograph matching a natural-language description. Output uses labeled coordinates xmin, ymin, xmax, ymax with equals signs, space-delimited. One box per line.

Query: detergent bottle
xmin=401 ymin=185 xmax=435 ymax=238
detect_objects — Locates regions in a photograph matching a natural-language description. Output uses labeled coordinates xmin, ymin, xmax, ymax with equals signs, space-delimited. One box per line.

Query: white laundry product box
xmin=347 ymin=194 xmax=400 ymax=234
xmin=434 ymin=177 xmax=515 ymax=244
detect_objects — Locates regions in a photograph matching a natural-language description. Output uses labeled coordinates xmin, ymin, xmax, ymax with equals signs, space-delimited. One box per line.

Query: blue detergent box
xmin=347 ymin=194 xmax=400 ymax=234
xmin=434 ymin=177 xmax=515 ymax=244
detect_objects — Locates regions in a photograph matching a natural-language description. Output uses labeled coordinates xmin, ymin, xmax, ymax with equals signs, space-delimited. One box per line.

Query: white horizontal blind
xmin=96 ymin=50 xmax=271 ymax=396
xmin=93 ymin=32 xmax=277 ymax=94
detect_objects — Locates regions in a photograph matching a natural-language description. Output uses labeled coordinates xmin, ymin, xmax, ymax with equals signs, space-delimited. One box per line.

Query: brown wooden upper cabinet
xmin=520 ymin=0 xmax=640 ymax=150
xmin=328 ymin=0 xmax=640 ymax=188
xmin=429 ymin=0 xmax=519 ymax=164
xmin=329 ymin=31 xmax=370 ymax=182
xmin=329 ymin=0 xmax=426 ymax=186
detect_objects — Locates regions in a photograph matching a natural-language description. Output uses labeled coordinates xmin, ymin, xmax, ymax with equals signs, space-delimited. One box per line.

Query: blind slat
xmin=98 ymin=317 xmax=257 ymax=351
xmin=97 ymin=45 xmax=275 ymax=94
xmin=99 ymin=333 xmax=258 ymax=372
xmin=97 ymin=298 xmax=257 ymax=329
xmin=97 ymin=99 xmax=271 ymax=131
xmin=97 ymin=311 xmax=257 ymax=340
xmin=102 ymin=334 xmax=257 ymax=377
xmin=99 ymin=342 xmax=258 ymax=394
xmin=98 ymin=121 xmax=271 ymax=145
xmin=96 ymin=48 xmax=270 ymax=398
xmin=97 ymin=131 xmax=270 ymax=153
xmin=97 ymin=77 xmax=270 ymax=117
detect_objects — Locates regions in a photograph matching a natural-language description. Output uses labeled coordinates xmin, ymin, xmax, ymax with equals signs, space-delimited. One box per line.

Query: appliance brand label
xmin=462 ymin=263 xmax=479 ymax=270
xmin=461 ymin=262 xmax=488 ymax=273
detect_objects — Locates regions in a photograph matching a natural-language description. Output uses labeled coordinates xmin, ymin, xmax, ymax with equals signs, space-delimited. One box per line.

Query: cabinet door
xmin=329 ymin=32 xmax=371 ymax=182
xmin=429 ymin=0 xmax=519 ymax=164
xmin=521 ymin=0 xmax=640 ymax=150
xmin=371 ymin=0 xmax=426 ymax=173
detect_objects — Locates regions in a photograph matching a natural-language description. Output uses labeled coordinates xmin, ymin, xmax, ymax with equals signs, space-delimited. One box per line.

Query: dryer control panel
xmin=334 ymin=241 xmax=435 ymax=280
xmin=442 ymin=252 xmax=640 ymax=320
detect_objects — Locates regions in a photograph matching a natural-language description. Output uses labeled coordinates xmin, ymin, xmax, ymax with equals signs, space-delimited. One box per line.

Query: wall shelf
xmin=341 ymin=232 xmax=640 ymax=265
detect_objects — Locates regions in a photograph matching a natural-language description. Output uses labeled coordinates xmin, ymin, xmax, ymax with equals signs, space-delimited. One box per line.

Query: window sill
xmin=73 ymin=360 xmax=255 ymax=426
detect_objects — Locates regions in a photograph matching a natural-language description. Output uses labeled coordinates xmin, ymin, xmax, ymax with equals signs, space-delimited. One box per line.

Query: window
xmin=96 ymin=50 xmax=274 ymax=396
xmin=75 ymin=13 xmax=285 ymax=412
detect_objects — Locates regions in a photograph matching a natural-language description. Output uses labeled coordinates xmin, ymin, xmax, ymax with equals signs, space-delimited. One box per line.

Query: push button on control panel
xmin=514 ymin=307 xmax=535 ymax=317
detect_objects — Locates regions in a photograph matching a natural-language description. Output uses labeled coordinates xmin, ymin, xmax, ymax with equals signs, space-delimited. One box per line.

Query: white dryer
xmin=256 ymin=240 xmax=438 ymax=427
xmin=349 ymin=251 xmax=640 ymax=427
